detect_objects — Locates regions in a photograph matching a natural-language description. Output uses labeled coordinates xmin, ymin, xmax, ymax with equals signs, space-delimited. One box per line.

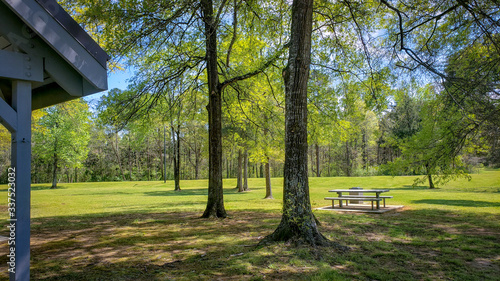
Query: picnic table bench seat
xmin=341 ymin=195 xmax=393 ymax=207
xmin=324 ymin=196 xmax=382 ymax=210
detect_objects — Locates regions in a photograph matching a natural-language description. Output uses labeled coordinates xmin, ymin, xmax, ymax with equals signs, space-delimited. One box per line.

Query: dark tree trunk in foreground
xmin=201 ymin=0 xmax=227 ymax=218
xmin=262 ymin=0 xmax=329 ymax=246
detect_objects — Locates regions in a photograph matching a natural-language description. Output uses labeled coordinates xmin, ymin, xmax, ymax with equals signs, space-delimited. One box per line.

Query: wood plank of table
xmin=328 ymin=189 xmax=389 ymax=192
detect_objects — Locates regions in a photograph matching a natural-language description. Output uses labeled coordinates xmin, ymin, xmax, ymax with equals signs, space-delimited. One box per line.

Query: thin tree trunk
xmin=243 ymin=149 xmax=249 ymax=191
xmin=362 ymin=132 xmax=367 ymax=171
xmin=345 ymin=141 xmax=352 ymax=176
xmin=147 ymin=137 xmax=151 ymax=181
xmin=237 ymin=149 xmax=243 ymax=192
xmin=176 ymin=128 xmax=181 ymax=187
xmin=163 ymin=125 xmax=167 ymax=183
xmin=262 ymin=0 xmax=331 ymax=246
xmin=328 ymin=144 xmax=332 ymax=176
xmin=226 ymin=156 xmax=230 ymax=179
xmin=309 ymin=147 xmax=315 ymax=176
xmin=264 ymin=157 xmax=273 ymax=199
xmin=128 ymin=135 xmax=132 ymax=180
xmin=172 ymin=126 xmax=181 ymax=191
xmin=315 ymin=143 xmax=320 ymax=177
xmin=113 ymin=133 xmax=126 ymax=180
xmin=428 ymin=174 xmax=435 ymax=189
xmin=426 ymin=163 xmax=435 ymax=189
xmin=195 ymin=148 xmax=200 ymax=180
xmin=51 ymin=152 xmax=58 ymax=189
xmin=201 ymin=0 xmax=226 ymax=218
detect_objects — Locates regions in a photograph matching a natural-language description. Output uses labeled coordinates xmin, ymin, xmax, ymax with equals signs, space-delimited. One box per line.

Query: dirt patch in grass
xmin=0 ymin=209 xmax=499 ymax=280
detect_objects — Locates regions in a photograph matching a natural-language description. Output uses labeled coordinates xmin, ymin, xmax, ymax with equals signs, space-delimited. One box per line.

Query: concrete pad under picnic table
xmin=316 ymin=204 xmax=404 ymax=214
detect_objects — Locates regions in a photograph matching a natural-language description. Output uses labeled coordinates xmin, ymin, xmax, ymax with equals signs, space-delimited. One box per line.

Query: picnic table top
xmin=328 ymin=189 xmax=390 ymax=193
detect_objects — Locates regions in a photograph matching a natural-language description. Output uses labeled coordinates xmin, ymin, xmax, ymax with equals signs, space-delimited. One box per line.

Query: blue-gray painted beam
xmin=33 ymin=0 xmax=109 ymax=67
xmin=0 ymin=49 xmax=43 ymax=82
xmin=0 ymin=97 xmax=17 ymax=133
xmin=10 ymin=80 xmax=32 ymax=281
xmin=4 ymin=0 xmax=108 ymax=90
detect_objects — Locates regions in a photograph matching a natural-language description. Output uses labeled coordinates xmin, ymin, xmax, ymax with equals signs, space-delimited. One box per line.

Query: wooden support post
xmin=10 ymin=80 xmax=32 ymax=281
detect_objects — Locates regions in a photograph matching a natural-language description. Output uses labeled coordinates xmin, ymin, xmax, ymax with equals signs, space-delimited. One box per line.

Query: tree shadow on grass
xmin=144 ymin=189 xmax=208 ymax=196
xmin=1 ymin=208 xmax=499 ymax=280
xmin=412 ymin=199 xmax=500 ymax=207
xmin=31 ymin=185 xmax=69 ymax=191
xmin=144 ymin=187 xmax=263 ymax=197
xmin=384 ymin=185 xmax=431 ymax=190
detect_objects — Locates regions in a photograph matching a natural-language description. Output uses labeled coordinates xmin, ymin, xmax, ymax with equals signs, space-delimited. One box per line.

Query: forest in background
xmin=0 ymin=78 xmax=498 ymax=188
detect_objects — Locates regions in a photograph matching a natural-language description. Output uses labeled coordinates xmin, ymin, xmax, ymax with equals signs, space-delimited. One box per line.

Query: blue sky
xmin=84 ymin=68 xmax=134 ymax=107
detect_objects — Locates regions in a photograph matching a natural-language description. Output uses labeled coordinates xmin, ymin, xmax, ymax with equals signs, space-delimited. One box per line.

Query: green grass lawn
xmin=0 ymin=170 xmax=499 ymax=280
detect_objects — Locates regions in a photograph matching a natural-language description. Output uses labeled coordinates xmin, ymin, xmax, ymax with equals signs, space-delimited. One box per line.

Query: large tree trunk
xmin=201 ymin=0 xmax=227 ymax=218
xmin=263 ymin=0 xmax=329 ymax=246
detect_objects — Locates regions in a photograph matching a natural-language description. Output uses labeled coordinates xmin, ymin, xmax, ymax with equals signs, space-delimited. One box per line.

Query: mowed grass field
xmin=0 ymin=170 xmax=499 ymax=280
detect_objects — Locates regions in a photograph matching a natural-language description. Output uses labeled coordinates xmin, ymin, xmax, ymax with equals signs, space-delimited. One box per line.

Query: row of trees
xmin=0 ymin=79 xmax=497 ymax=188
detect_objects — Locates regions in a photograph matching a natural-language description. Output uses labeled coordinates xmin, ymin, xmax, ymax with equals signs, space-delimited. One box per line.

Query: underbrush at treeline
xmin=0 ymin=171 xmax=499 ymax=280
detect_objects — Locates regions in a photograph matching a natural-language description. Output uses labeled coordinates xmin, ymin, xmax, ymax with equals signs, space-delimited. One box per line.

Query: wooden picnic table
xmin=328 ymin=189 xmax=390 ymax=209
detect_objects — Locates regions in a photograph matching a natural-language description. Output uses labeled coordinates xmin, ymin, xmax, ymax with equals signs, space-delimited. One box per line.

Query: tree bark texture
xmin=201 ymin=0 xmax=227 ymax=218
xmin=263 ymin=0 xmax=328 ymax=246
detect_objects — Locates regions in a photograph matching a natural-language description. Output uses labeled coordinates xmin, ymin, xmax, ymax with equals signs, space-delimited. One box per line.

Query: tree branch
xmin=219 ymin=42 xmax=290 ymax=90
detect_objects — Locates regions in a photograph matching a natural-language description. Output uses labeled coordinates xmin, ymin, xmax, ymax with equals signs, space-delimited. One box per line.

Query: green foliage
xmin=34 ymin=0 xmax=499 ymax=186
xmin=32 ymin=99 xmax=92 ymax=174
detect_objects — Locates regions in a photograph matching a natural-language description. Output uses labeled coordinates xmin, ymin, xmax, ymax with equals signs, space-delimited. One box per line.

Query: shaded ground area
xmin=0 ymin=208 xmax=499 ymax=280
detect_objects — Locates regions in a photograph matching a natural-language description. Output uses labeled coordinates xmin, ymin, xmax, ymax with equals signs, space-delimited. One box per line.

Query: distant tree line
xmin=0 ymin=80 xmax=498 ymax=187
